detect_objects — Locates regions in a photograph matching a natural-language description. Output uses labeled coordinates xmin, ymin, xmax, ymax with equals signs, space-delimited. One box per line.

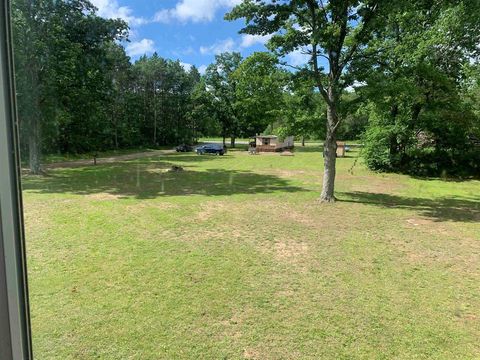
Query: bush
xmin=363 ymin=126 xmax=480 ymax=177
xmin=362 ymin=125 xmax=393 ymax=171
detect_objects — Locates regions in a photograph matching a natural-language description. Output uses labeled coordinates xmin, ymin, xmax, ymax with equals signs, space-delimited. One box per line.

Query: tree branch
xmin=304 ymin=48 xmax=329 ymax=63
xmin=339 ymin=3 xmax=379 ymax=71
xmin=317 ymin=0 xmax=329 ymax=24
xmin=292 ymin=10 xmax=313 ymax=29
xmin=280 ymin=62 xmax=305 ymax=72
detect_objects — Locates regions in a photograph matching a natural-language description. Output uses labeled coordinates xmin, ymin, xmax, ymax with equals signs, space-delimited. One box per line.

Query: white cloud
xmin=153 ymin=9 xmax=171 ymax=23
xmin=240 ymin=34 xmax=272 ymax=48
xmin=183 ymin=46 xmax=196 ymax=55
xmin=200 ymin=34 xmax=271 ymax=57
xmin=346 ymin=80 xmax=366 ymax=92
xmin=200 ymin=38 xmax=235 ymax=55
xmin=126 ymin=39 xmax=155 ymax=57
xmin=170 ymin=46 xmax=196 ymax=58
xmin=90 ymin=0 xmax=148 ymax=26
xmin=198 ymin=65 xmax=208 ymax=75
xmin=128 ymin=28 xmax=140 ymax=40
xmin=180 ymin=62 xmax=193 ymax=71
xmin=154 ymin=0 xmax=241 ymax=23
xmin=286 ymin=48 xmax=311 ymax=67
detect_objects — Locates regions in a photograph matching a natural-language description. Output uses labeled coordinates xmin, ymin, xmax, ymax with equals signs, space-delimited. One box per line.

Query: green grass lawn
xmin=22 ymin=146 xmax=480 ymax=359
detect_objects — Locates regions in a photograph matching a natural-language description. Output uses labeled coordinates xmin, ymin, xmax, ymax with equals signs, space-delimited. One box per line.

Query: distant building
xmin=336 ymin=142 xmax=346 ymax=157
xmin=255 ymin=135 xmax=294 ymax=153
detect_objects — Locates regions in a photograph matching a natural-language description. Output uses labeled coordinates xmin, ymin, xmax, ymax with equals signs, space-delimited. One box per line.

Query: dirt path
xmin=45 ymin=149 xmax=175 ymax=169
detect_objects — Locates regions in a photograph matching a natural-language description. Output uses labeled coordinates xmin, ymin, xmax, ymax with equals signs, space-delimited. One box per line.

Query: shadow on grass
xmin=294 ymin=146 xmax=323 ymax=153
xmin=42 ymin=152 xmax=233 ymax=169
xmin=408 ymin=174 xmax=480 ymax=182
xmin=162 ymin=153 xmax=235 ymax=163
xmin=293 ymin=146 xmax=360 ymax=158
xmin=23 ymin=161 xmax=307 ymax=199
xmin=339 ymin=191 xmax=480 ymax=223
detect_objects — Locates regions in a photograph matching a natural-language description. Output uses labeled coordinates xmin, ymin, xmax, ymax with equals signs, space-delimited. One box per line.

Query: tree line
xmin=12 ymin=0 xmax=330 ymax=173
xmin=12 ymin=0 xmax=480 ymax=200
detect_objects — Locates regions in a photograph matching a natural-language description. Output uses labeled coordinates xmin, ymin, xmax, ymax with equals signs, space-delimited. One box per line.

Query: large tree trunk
xmin=28 ymin=115 xmax=41 ymax=174
xmin=230 ymin=136 xmax=236 ymax=148
xmin=222 ymin=125 xmax=227 ymax=147
xmin=320 ymin=94 xmax=338 ymax=203
xmin=153 ymin=84 xmax=157 ymax=146
xmin=114 ymin=126 xmax=119 ymax=150
xmin=153 ymin=116 xmax=157 ymax=145
xmin=111 ymin=110 xmax=119 ymax=150
xmin=321 ymin=135 xmax=337 ymax=202
xmin=302 ymin=136 xmax=305 ymax=147
xmin=26 ymin=61 xmax=42 ymax=174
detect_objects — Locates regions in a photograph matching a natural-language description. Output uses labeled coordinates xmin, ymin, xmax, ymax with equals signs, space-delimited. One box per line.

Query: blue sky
xmin=90 ymin=0 xmax=310 ymax=72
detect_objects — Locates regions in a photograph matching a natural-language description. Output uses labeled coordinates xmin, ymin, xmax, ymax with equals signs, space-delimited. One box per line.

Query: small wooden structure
xmin=336 ymin=142 xmax=346 ymax=157
xmin=255 ymin=135 xmax=294 ymax=153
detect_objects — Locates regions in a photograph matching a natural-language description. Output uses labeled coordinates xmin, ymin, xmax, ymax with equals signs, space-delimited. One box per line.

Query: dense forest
xmin=12 ymin=0 xmax=480 ymax=179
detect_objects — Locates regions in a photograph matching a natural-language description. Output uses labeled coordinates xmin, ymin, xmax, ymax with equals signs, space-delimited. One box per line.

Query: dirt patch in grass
xmin=348 ymin=176 xmax=406 ymax=194
xmin=404 ymin=217 xmax=472 ymax=238
xmin=406 ymin=218 xmax=435 ymax=226
xmin=259 ymin=169 xmax=319 ymax=179
xmin=273 ymin=240 xmax=309 ymax=261
xmin=196 ymin=201 xmax=229 ymax=222
xmin=243 ymin=348 xmax=261 ymax=359
xmin=87 ymin=193 xmax=123 ymax=201
xmin=281 ymin=208 xmax=318 ymax=227
xmin=405 ymin=217 xmax=451 ymax=236
xmin=395 ymin=216 xmax=480 ymax=274
xmin=255 ymin=233 xmax=310 ymax=268
xmin=275 ymin=169 xmax=307 ymax=177
xmin=219 ymin=308 xmax=249 ymax=335
xmin=126 ymin=202 xmax=179 ymax=211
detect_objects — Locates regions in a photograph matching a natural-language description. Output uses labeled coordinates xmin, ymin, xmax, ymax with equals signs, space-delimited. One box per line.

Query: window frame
xmin=0 ymin=0 xmax=34 ymax=358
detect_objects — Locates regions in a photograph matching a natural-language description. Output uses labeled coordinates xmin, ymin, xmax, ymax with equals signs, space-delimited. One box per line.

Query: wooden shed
xmin=255 ymin=135 xmax=294 ymax=153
